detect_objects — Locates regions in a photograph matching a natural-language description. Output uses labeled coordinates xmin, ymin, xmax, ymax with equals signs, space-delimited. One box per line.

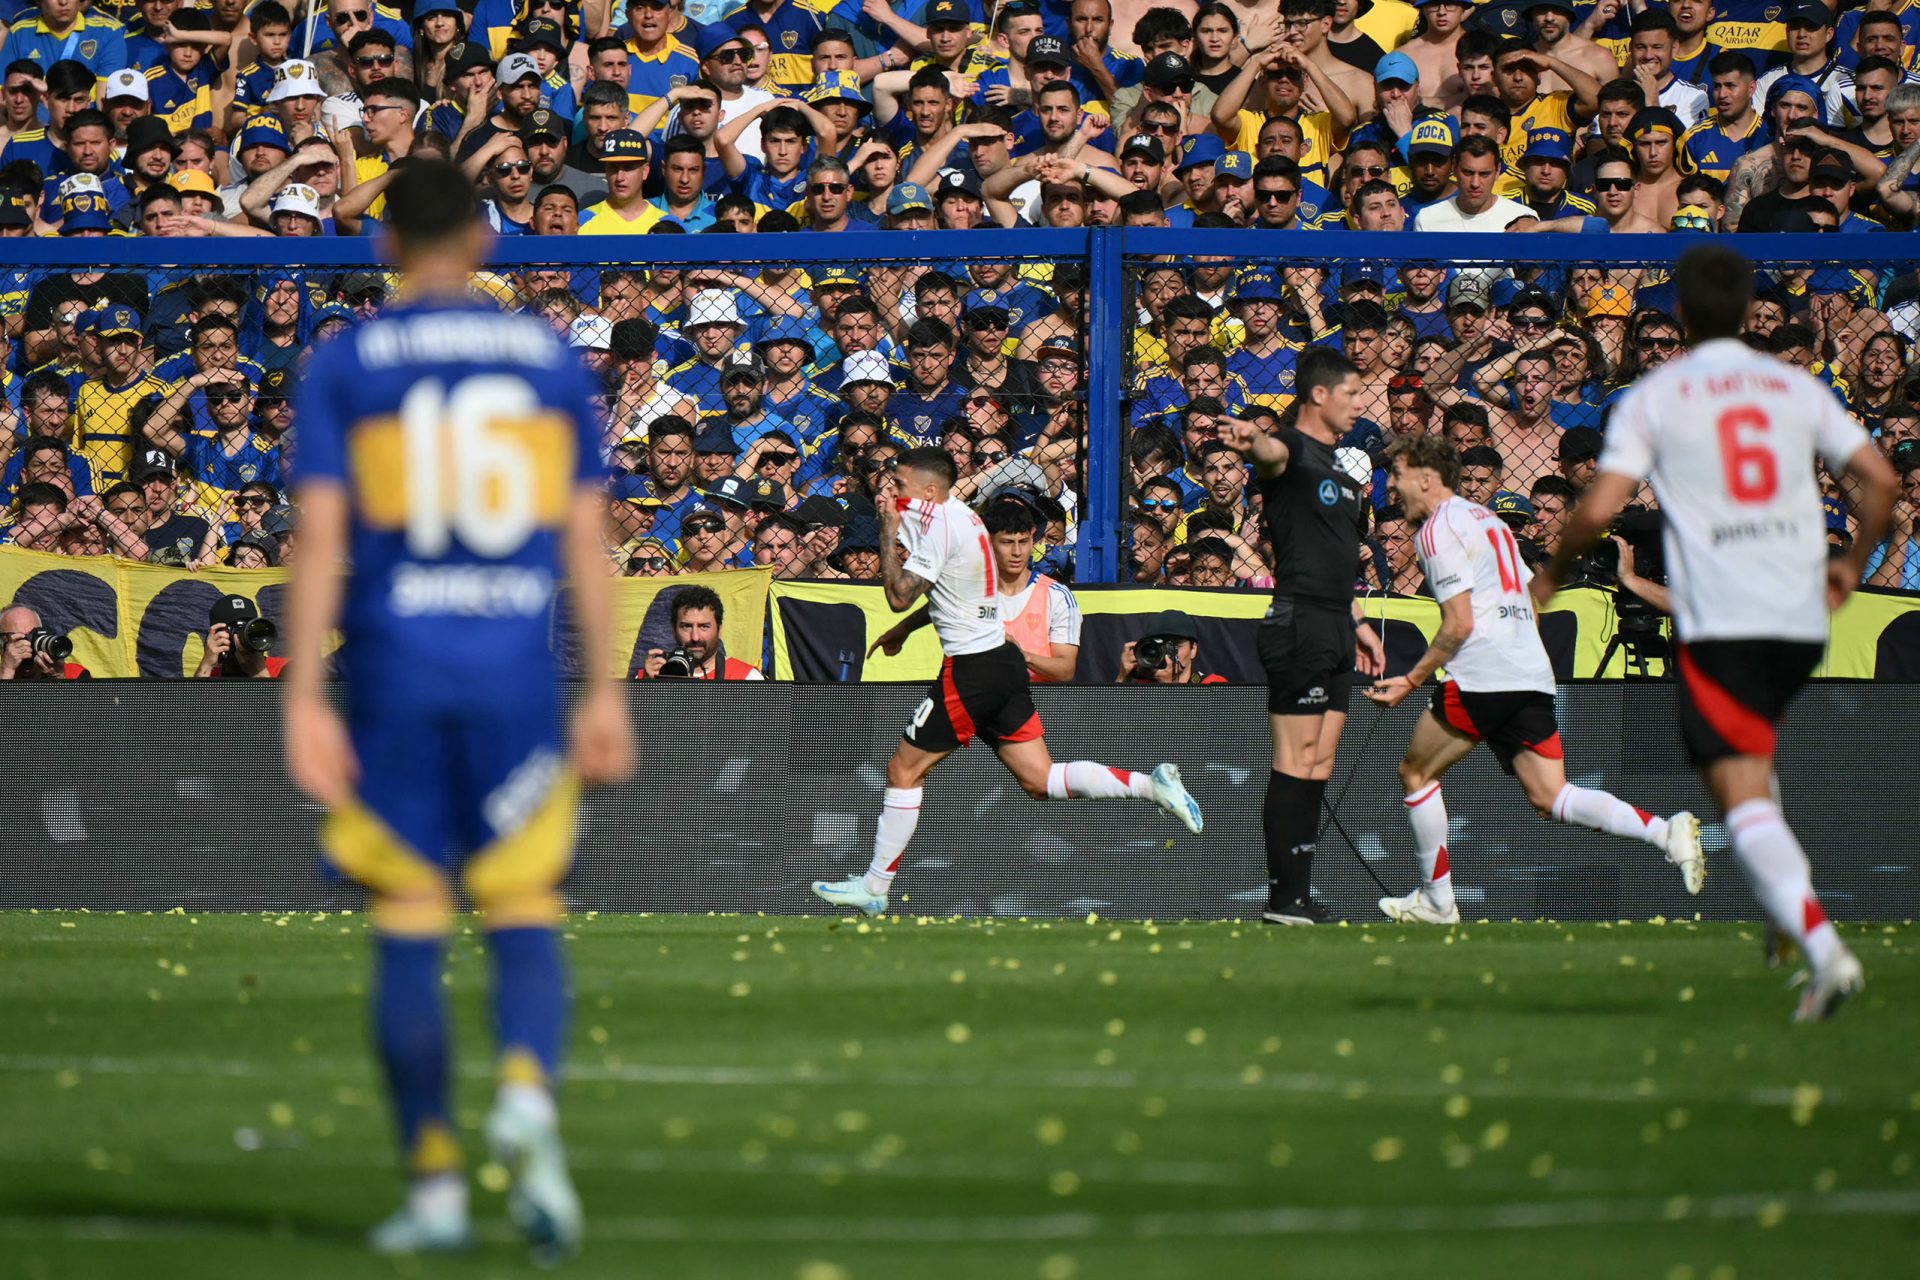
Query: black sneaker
xmin=1263 ymin=895 xmax=1334 ymax=926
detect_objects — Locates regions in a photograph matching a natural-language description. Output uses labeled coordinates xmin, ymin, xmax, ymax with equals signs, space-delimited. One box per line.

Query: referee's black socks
xmin=1264 ymin=771 xmax=1321 ymax=904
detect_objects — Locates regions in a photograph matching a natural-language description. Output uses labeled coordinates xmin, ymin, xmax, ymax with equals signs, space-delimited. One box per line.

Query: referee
xmin=1220 ymin=348 xmax=1386 ymax=924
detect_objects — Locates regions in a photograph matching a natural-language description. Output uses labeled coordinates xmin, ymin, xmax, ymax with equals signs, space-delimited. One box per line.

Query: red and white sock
xmin=863 ymin=786 xmax=922 ymax=895
xmin=1727 ymin=798 xmax=1839 ymax=968
xmin=1551 ymin=784 xmax=1670 ymax=849
xmin=1045 ymin=762 xmax=1155 ymax=801
xmin=1403 ymin=782 xmax=1454 ymax=909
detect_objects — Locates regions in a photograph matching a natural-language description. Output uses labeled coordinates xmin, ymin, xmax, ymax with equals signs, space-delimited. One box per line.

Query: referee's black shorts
xmin=1674 ymin=639 xmax=1823 ymax=765
xmin=903 ymin=642 xmax=1043 ymax=754
xmin=1256 ymin=598 xmax=1355 ymax=716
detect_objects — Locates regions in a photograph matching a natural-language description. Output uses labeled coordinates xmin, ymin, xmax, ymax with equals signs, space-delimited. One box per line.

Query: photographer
xmin=0 ymin=604 xmax=89 ymax=680
xmin=1115 ymin=609 xmax=1227 ymax=685
xmin=195 ymin=595 xmax=286 ymax=679
xmin=637 ymin=584 xmax=764 ymax=681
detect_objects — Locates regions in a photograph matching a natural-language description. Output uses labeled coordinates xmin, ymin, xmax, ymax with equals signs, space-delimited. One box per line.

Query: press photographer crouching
xmin=195 ymin=594 xmax=286 ymax=679
xmin=638 ymin=585 xmax=764 ymax=681
xmin=1115 ymin=609 xmax=1228 ymax=685
xmin=0 ymin=603 xmax=88 ymax=680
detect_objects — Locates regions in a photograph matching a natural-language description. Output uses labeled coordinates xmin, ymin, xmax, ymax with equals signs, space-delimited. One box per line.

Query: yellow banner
xmin=0 ymin=548 xmax=770 ymax=679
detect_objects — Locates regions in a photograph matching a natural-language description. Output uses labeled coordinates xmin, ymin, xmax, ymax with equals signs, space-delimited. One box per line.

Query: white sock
xmin=409 ymin=1171 xmax=468 ymax=1218
xmin=1403 ymin=783 xmax=1453 ymax=908
xmin=1045 ymin=761 xmax=1155 ymax=800
xmin=1551 ymin=784 xmax=1669 ymax=848
xmin=1727 ymin=798 xmax=1839 ymax=968
xmin=863 ymin=787 xmax=922 ymax=895
xmin=498 ymin=1080 xmax=556 ymax=1128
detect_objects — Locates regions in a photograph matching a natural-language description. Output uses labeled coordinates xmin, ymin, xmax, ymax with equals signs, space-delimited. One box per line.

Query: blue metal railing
xmin=8 ymin=228 xmax=1915 ymax=582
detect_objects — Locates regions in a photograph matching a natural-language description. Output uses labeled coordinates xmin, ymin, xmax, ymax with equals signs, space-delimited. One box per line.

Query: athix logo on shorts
xmin=1317 ymin=479 xmax=1339 ymax=506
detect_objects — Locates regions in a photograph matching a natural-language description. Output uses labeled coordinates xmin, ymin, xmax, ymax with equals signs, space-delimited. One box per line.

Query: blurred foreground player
xmin=282 ymin=159 xmax=635 ymax=1257
xmin=1366 ymin=434 xmax=1705 ymax=924
xmin=811 ymin=448 xmax=1203 ymax=917
xmin=1534 ymin=245 xmax=1896 ymax=1022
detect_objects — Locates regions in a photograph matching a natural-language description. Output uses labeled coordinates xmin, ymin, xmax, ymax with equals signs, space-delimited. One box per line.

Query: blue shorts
xmin=320 ymin=682 xmax=578 ymax=925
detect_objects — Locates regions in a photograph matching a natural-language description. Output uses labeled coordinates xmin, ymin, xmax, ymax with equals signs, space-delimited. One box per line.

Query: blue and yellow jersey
xmin=146 ymin=65 xmax=215 ymax=135
xmin=1677 ymin=112 xmax=1765 ymax=180
xmin=1503 ymin=92 xmax=1576 ymax=181
xmin=292 ymin=297 xmax=604 ymax=697
xmin=1225 ymin=345 xmax=1300 ymax=412
xmin=731 ymin=155 xmax=810 ymax=210
xmin=625 ymin=34 xmax=703 ymax=113
xmin=725 ymin=0 xmax=862 ymax=93
xmin=1068 ymin=50 xmax=1142 ymax=117
xmin=154 ymin=352 xmax=265 ymax=396
xmin=232 ymin=59 xmax=285 ymax=115
xmin=70 ymin=373 xmax=160 ymax=486
xmin=5 ymin=12 xmax=128 ymax=76
xmin=0 ymin=127 xmax=67 ymax=179
xmin=1228 ymin=107 xmax=1338 ymax=189
xmin=180 ymin=429 xmax=281 ymax=496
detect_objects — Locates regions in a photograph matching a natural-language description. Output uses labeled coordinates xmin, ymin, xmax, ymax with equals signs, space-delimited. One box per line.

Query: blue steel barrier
xmin=7 ymin=228 xmax=1913 ymax=582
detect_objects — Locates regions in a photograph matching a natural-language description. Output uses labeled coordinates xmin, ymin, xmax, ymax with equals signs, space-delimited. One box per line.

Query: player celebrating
xmin=1534 ymin=245 xmax=1896 ymax=1022
xmin=282 ymin=160 xmax=636 ymax=1258
xmin=811 ymin=449 xmax=1202 ymax=917
xmin=1365 ymin=434 xmax=1705 ymax=924
xmin=1218 ymin=349 xmax=1385 ymax=926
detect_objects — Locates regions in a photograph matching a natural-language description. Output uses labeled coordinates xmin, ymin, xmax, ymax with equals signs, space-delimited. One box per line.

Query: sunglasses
xmin=631 ymin=556 xmax=670 ymax=571
xmin=1347 ymin=164 xmax=1387 ymax=177
xmin=686 ymin=520 xmax=726 ymax=535
xmin=1136 ymin=497 xmax=1180 ymax=512
xmin=709 ymin=47 xmax=748 ymax=63
xmin=330 ymin=9 xmax=370 ymax=25
xmin=1510 ymin=314 xmax=1552 ymax=329
xmin=966 ymin=314 xmax=1008 ymax=329
xmin=1638 ymin=335 xmax=1682 ymax=351
xmin=860 ymin=456 xmax=899 ymax=473
xmin=207 ymin=388 xmax=249 ymax=403
xmin=1593 ymin=176 xmax=1634 ymax=192
xmin=493 ymin=160 xmax=532 ymax=176
xmin=1256 ymin=187 xmax=1298 ymax=201
xmin=809 ymin=181 xmax=848 ymax=194
xmin=355 ymin=53 xmax=395 ymax=67
xmin=757 ymin=451 xmax=799 ymax=466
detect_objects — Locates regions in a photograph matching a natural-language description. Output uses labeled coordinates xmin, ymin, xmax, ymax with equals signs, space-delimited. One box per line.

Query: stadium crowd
xmin=3 ymin=0 xmax=1920 ymax=663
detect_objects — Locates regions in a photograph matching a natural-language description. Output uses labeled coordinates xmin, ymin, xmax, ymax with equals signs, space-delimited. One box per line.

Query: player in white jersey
xmin=1364 ymin=436 xmax=1705 ymax=924
xmin=1535 ymin=246 xmax=1897 ymax=1022
xmin=811 ymin=450 xmax=1203 ymax=917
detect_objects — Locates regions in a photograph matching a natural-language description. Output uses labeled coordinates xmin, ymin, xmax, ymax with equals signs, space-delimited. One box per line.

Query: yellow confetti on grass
xmin=1185 ymin=1028 xmax=1207 ymax=1046
xmin=946 ymin=1023 xmax=971 ymax=1044
xmin=1444 ymin=1095 xmax=1471 ymax=1119
xmin=1369 ymin=1137 xmax=1404 ymax=1162
xmin=1791 ymin=1084 xmax=1823 ymax=1126
xmin=1039 ymin=1254 xmax=1079 ymax=1280
xmin=1756 ymin=1200 xmax=1787 ymax=1229
xmin=1481 ymin=1121 xmax=1511 ymax=1150
xmin=478 ymin=1162 xmax=510 ymax=1193
xmin=1048 ymin=1170 xmax=1081 ymax=1196
xmin=1035 ymin=1116 xmax=1066 ymax=1146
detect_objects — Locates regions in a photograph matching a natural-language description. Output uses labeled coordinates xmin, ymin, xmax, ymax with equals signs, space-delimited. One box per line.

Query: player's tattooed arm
xmin=876 ymin=497 xmax=934 ymax=612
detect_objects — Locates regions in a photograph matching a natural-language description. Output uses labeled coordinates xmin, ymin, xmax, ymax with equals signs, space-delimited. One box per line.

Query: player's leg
xmin=1515 ymin=752 xmax=1705 ymax=894
xmin=1379 ymin=710 xmax=1475 ymax=924
xmin=460 ymin=726 xmax=584 ymax=1265
xmin=1678 ymin=641 xmax=1856 ymax=1019
xmin=319 ymin=725 xmax=469 ymax=1253
xmin=815 ymin=670 xmax=960 ymax=915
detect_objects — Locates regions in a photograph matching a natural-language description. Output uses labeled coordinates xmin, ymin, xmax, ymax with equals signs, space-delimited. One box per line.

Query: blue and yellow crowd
xmin=1 ymin=0 xmax=1918 ymax=593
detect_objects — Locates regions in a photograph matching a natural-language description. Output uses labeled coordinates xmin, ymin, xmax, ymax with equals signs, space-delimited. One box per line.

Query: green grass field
xmin=1 ymin=911 xmax=1915 ymax=1280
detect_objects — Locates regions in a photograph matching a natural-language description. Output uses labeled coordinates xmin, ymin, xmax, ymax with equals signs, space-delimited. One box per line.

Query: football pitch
xmin=2 ymin=912 xmax=1915 ymax=1280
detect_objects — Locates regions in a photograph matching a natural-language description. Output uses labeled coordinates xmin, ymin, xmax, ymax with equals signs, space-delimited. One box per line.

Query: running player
xmin=1218 ymin=348 xmax=1386 ymax=926
xmin=1365 ymin=434 xmax=1705 ymax=924
xmin=282 ymin=160 xmax=636 ymax=1257
xmin=811 ymin=449 xmax=1202 ymax=917
xmin=1534 ymin=244 xmax=1896 ymax=1022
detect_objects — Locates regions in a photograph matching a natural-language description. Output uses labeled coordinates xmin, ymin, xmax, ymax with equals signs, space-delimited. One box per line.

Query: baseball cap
xmin=1027 ymin=34 xmax=1070 ymax=67
xmin=1489 ymin=277 xmax=1525 ymax=310
xmin=887 ymin=180 xmax=933 ymax=215
xmin=722 ymin=349 xmax=767 ymax=382
xmin=269 ymin=183 xmax=322 ymax=221
xmin=1785 ymin=0 xmax=1830 ymax=25
xmin=444 ymin=41 xmax=494 ymax=78
xmin=1141 ymin=608 xmax=1200 ymax=642
xmin=133 ymin=448 xmax=176 ymax=482
xmin=1809 ymin=155 xmax=1852 ymax=184
xmin=1522 ymin=127 xmax=1572 ymax=164
xmin=1558 ymin=427 xmax=1603 ymax=463
xmin=1175 ymin=133 xmax=1225 ymax=172
xmin=1374 ymin=52 xmax=1418 ymax=86
xmin=609 ymin=474 xmax=663 ymax=507
xmin=518 ymin=16 xmax=567 ymax=50
xmin=1507 ymin=285 xmax=1558 ymax=317
xmin=834 ymin=516 xmax=881 ymax=558
xmin=1339 ymin=263 xmax=1388 ymax=292
xmin=237 ymin=112 xmax=291 ymax=153
xmin=1231 ymin=274 xmax=1284 ymax=304
xmin=841 ymin=349 xmax=895 ymax=386
xmin=267 ymin=60 xmax=323 ymax=102
xmin=1473 ymin=0 xmax=1528 ymax=37
xmin=101 ymin=67 xmax=149 ymax=103
xmin=1491 ymin=492 xmax=1535 ymax=526
xmin=1581 ymin=283 xmax=1633 ymax=318
xmin=210 ymin=594 xmax=264 ymax=628
xmin=1406 ymin=116 xmax=1457 ymax=159
xmin=694 ymin=425 xmax=740 ymax=455
xmin=695 ymin=22 xmax=748 ymax=60
xmin=1035 ymin=334 xmax=1082 ymax=363
xmin=1447 ymin=275 xmax=1490 ymax=311
xmin=521 ymin=107 xmax=568 ymax=142
xmin=496 ymin=52 xmax=542 ymax=84
xmin=170 ymin=169 xmax=217 ymax=197
xmin=569 ymin=314 xmax=613 ymax=351
xmin=1215 ymin=150 xmax=1253 ymax=178
xmin=703 ymin=476 xmax=755 ymax=509
xmin=1143 ymin=52 xmax=1194 ymax=88
xmin=746 ymin=477 xmax=787 ymax=511
xmin=257 ymin=369 xmax=293 ymax=402
xmin=923 ymin=0 xmax=970 ymax=25
xmin=933 ymin=169 xmax=983 ymax=201
xmin=1120 ymin=133 xmax=1166 ymax=163
xmin=792 ymin=495 xmax=849 ymax=529
xmin=688 ymin=289 xmax=743 ymax=328
xmin=0 ymin=201 xmax=31 ymax=229
xmin=755 ymin=316 xmax=813 ymax=350
xmin=1822 ymin=494 xmax=1848 ymax=532
xmin=600 ymin=128 xmax=650 ymax=164
xmin=96 ymin=304 xmax=143 ymax=339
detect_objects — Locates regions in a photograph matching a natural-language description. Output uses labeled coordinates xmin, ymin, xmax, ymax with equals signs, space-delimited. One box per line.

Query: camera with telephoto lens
xmin=657 ymin=648 xmax=697 ymax=678
xmin=231 ymin=617 xmax=277 ymax=655
xmin=1133 ymin=634 xmax=1178 ymax=677
xmin=26 ymin=628 xmax=72 ymax=662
